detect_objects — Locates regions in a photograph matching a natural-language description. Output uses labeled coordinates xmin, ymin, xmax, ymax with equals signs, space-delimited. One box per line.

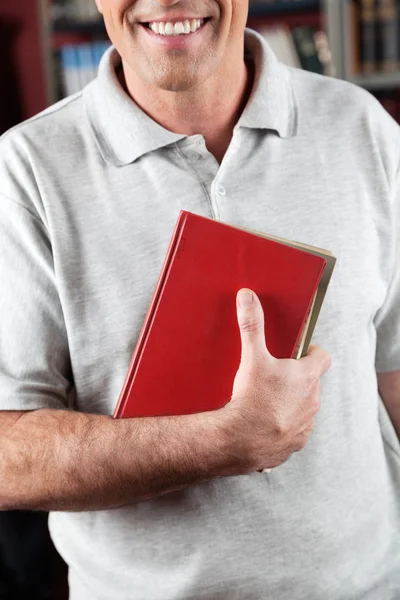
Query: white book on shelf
xmin=88 ymin=0 xmax=101 ymax=20
xmin=75 ymin=0 xmax=89 ymax=21
xmin=259 ymin=25 xmax=301 ymax=69
xmin=59 ymin=46 xmax=81 ymax=96
xmin=78 ymin=0 xmax=99 ymax=21
xmin=76 ymin=44 xmax=96 ymax=88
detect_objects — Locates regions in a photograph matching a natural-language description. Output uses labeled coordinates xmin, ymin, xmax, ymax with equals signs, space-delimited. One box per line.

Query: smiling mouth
xmin=141 ymin=18 xmax=210 ymax=37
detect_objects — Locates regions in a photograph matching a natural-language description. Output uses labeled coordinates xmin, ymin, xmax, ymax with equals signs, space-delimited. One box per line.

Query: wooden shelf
xmin=349 ymin=71 xmax=400 ymax=91
xmin=52 ymin=19 xmax=105 ymax=34
xmin=249 ymin=0 xmax=320 ymax=16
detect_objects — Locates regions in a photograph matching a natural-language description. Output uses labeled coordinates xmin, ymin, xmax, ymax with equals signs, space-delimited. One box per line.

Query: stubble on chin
xmin=122 ymin=6 xmax=218 ymax=93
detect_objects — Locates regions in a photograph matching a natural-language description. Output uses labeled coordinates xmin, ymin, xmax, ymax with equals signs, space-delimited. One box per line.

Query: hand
xmin=219 ymin=288 xmax=331 ymax=474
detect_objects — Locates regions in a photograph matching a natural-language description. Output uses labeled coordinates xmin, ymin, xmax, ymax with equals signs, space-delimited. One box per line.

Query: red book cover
xmin=113 ymin=211 xmax=327 ymax=419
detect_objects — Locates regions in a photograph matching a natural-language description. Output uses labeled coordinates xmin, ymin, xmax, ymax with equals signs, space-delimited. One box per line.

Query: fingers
xmin=236 ymin=289 xmax=271 ymax=364
xmin=300 ymin=344 xmax=331 ymax=377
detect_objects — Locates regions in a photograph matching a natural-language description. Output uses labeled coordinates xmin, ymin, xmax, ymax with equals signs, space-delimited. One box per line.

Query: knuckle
xmin=272 ymin=415 xmax=291 ymax=438
xmin=296 ymin=431 xmax=311 ymax=451
xmin=294 ymin=437 xmax=307 ymax=452
xmin=239 ymin=316 xmax=262 ymax=334
xmin=292 ymin=422 xmax=314 ymax=452
xmin=306 ymin=370 xmax=320 ymax=389
xmin=311 ymin=393 xmax=321 ymax=413
xmin=306 ymin=418 xmax=315 ymax=432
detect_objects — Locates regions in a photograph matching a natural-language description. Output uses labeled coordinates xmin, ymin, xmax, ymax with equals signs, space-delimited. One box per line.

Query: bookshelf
xmin=325 ymin=0 xmax=400 ymax=91
xmin=349 ymin=72 xmax=400 ymax=91
xmin=53 ymin=20 xmax=107 ymax=34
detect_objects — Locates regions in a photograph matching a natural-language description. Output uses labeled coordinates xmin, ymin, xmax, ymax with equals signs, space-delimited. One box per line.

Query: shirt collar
xmin=84 ymin=28 xmax=298 ymax=167
xmin=237 ymin=28 xmax=298 ymax=138
xmin=84 ymin=49 xmax=185 ymax=166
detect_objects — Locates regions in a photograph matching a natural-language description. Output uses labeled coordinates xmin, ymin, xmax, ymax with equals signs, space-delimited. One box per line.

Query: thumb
xmin=236 ymin=289 xmax=269 ymax=364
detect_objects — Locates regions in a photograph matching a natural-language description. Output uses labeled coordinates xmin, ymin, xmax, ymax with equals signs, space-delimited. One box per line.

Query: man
xmin=0 ymin=0 xmax=399 ymax=597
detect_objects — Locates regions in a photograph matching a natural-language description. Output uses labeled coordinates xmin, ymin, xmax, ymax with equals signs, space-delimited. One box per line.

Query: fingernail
xmin=238 ymin=290 xmax=253 ymax=308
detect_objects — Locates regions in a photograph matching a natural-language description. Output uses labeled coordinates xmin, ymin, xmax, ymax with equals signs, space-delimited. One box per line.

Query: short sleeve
xmin=375 ymin=162 xmax=400 ymax=373
xmin=0 ymin=193 xmax=72 ymax=410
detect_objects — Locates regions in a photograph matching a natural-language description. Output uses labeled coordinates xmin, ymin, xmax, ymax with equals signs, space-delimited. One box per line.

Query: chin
xmin=140 ymin=55 xmax=215 ymax=92
xmin=144 ymin=66 xmax=202 ymax=92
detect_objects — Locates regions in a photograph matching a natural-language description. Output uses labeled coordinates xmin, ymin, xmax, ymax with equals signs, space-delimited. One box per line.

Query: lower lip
xmin=139 ymin=20 xmax=210 ymax=49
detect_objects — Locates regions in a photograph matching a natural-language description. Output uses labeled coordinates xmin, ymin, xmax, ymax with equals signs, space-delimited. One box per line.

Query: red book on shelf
xmin=113 ymin=211 xmax=335 ymax=419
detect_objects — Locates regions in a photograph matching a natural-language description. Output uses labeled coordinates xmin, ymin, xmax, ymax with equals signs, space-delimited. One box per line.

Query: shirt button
xmin=217 ymin=185 xmax=226 ymax=196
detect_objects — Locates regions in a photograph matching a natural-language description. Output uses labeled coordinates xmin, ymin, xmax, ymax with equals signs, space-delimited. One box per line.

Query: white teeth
xmin=148 ymin=19 xmax=204 ymax=36
xmin=174 ymin=22 xmax=184 ymax=35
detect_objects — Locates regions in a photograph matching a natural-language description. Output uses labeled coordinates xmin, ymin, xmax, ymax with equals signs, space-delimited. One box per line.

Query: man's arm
xmin=377 ymin=371 xmax=400 ymax=439
xmin=0 ymin=408 xmax=227 ymax=512
xmin=0 ymin=290 xmax=330 ymax=513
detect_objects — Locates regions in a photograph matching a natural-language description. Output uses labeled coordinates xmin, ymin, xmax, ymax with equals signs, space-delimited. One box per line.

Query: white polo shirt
xmin=0 ymin=28 xmax=400 ymax=600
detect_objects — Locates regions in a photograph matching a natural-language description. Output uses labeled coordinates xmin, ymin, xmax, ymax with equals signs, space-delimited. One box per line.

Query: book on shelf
xmin=258 ymin=24 xmax=334 ymax=75
xmin=249 ymin=0 xmax=320 ymax=12
xmin=376 ymin=0 xmax=399 ymax=72
xmin=51 ymin=0 xmax=101 ymax=23
xmin=346 ymin=0 xmax=399 ymax=76
xmin=113 ymin=211 xmax=336 ymax=420
xmin=58 ymin=41 xmax=111 ymax=97
xmin=345 ymin=0 xmax=361 ymax=74
xmin=291 ymin=25 xmax=324 ymax=73
xmin=359 ymin=0 xmax=377 ymax=74
xmin=259 ymin=25 xmax=302 ymax=68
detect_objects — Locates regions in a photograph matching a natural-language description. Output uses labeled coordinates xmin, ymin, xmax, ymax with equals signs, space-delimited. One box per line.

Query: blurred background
xmin=0 ymin=0 xmax=398 ymax=598
xmin=1 ymin=0 xmax=400 ymax=134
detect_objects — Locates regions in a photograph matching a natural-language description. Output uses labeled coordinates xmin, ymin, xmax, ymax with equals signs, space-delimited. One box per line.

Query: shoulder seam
xmin=0 ymin=192 xmax=44 ymax=226
xmin=0 ymin=93 xmax=84 ymax=143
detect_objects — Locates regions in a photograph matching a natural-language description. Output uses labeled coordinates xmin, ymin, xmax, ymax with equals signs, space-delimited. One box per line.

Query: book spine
xmin=88 ymin=0 xmax=101 ymax=20
xmin=291 ymin=26 xmax=324 ymax=73
xmin=65 ymin=0 xmax=80 ymax=21
xmin=345 ymin=0 xmax=361 ymax=75
xmin=359 ymin=0 xmax=376 ymax=73
xmin=313 ymin=30 xmax=336 ymax=76
xmin=113 ymin=211 xmax=189 ymax=419
xmin=376 ymin=0 xmax=399 ymax=72
xmin=75 ymin=0 xmax=86 ymax=21
xmin=92 ymin=41 xmax=111 ymax=74
xmin=281 ymin=25 xmax=303 ymax=68
xmin=249 ymin=0 xmax=320 ymax=11
xmin=59 ymin=45 xmax=80 ymax=96
xmin=76 ymin=43 xmax=95 ymax=88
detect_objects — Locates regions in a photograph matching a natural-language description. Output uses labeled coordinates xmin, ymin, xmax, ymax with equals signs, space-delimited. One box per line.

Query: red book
xmin=114 ymin=211 xmax=335 ymax=419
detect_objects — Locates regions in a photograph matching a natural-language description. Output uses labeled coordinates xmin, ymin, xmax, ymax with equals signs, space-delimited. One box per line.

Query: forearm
xmin=0 ymin=408 xmax=232 ymax=512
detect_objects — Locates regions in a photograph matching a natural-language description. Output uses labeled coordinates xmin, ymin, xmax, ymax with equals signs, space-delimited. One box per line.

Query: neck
xmin=120 ymin=47 xmax=253 ymax=164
